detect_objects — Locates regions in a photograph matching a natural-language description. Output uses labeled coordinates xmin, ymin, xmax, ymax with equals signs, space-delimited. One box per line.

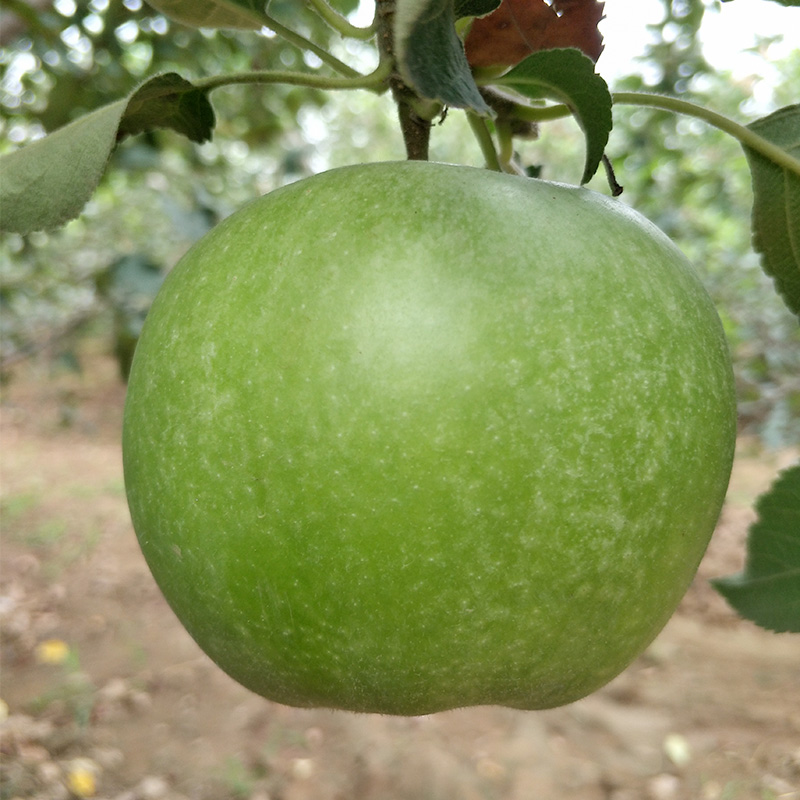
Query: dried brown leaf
xmin=465 ymin=0 xmax=604 ymax=69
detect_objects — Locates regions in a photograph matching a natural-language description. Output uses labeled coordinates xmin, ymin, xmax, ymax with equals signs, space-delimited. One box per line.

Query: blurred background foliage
xmin=0 ymin=0 xmax=798 ymax=446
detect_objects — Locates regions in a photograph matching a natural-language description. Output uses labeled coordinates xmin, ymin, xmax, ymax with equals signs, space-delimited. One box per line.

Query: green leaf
xmin=119 ymin=73 xmax=216 ymax=142
xmin=0 ymin=73 xmax=214 ymax=236
xmin=743 ymin=104 xmax=800 ymax=318
xmin=712 ymin=463 xmax=800 ymax=633
xmin=0 ymin=100 xmax=124 ymax=236
xmin=395 ymin=0 xmax=491 ymax=114
xmin=493 ymin=48 xmax=612 ymax=185
xmin=144 ymin=0 xmax=266 ymax=29
xmin=454 ymin=0 xmax=501 ymax=17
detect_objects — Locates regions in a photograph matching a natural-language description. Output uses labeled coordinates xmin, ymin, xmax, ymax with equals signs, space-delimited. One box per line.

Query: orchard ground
xmin=1 ymin=345 xmax=798 ymax=800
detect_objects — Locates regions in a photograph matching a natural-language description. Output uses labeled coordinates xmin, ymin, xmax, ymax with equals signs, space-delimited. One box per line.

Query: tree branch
xmin=375 ymin=0 xmax=432 ymax=161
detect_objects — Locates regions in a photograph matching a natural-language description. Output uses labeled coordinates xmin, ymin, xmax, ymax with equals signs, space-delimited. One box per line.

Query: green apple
xmin=123 ymin=161 xmax=736 ymax=715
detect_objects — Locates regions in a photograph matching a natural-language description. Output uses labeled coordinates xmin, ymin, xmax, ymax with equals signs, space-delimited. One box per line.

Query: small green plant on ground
xmin=28 ymin=642 xmax=96 ymax=729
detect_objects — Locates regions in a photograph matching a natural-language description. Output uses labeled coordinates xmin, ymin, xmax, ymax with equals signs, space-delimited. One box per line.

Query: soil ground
xmin=1 ymin=349 xmax=799 ymax=800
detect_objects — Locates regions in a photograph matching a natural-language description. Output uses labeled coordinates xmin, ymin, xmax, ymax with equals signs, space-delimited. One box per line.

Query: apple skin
xmin=123 ymin=161 xmax=736 ymax=715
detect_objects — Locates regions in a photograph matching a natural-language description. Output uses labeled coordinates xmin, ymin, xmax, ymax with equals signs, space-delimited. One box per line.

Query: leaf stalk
xmin=196 ymin=60 xmax=392 ymax=95
xmin=466 ymin=114 xmax=502 ymax=172
xmin=259 ymin=8 xmax=361 ymax=78
xmin=504 ymin=91 xmax=800 ymax=178
xmin=307 ymin=0 xmax=376 ymax=40
xmin=612 ymin=92 xmax=800 ymax=178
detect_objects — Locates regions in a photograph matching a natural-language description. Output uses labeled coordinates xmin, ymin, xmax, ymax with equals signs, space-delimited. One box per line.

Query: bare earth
xmin=1 ymin=351 xmax=799 ymax=800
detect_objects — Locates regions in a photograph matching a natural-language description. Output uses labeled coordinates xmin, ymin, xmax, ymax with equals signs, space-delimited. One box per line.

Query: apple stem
xmin=375 ymin=0 xmax=434 ymax=161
